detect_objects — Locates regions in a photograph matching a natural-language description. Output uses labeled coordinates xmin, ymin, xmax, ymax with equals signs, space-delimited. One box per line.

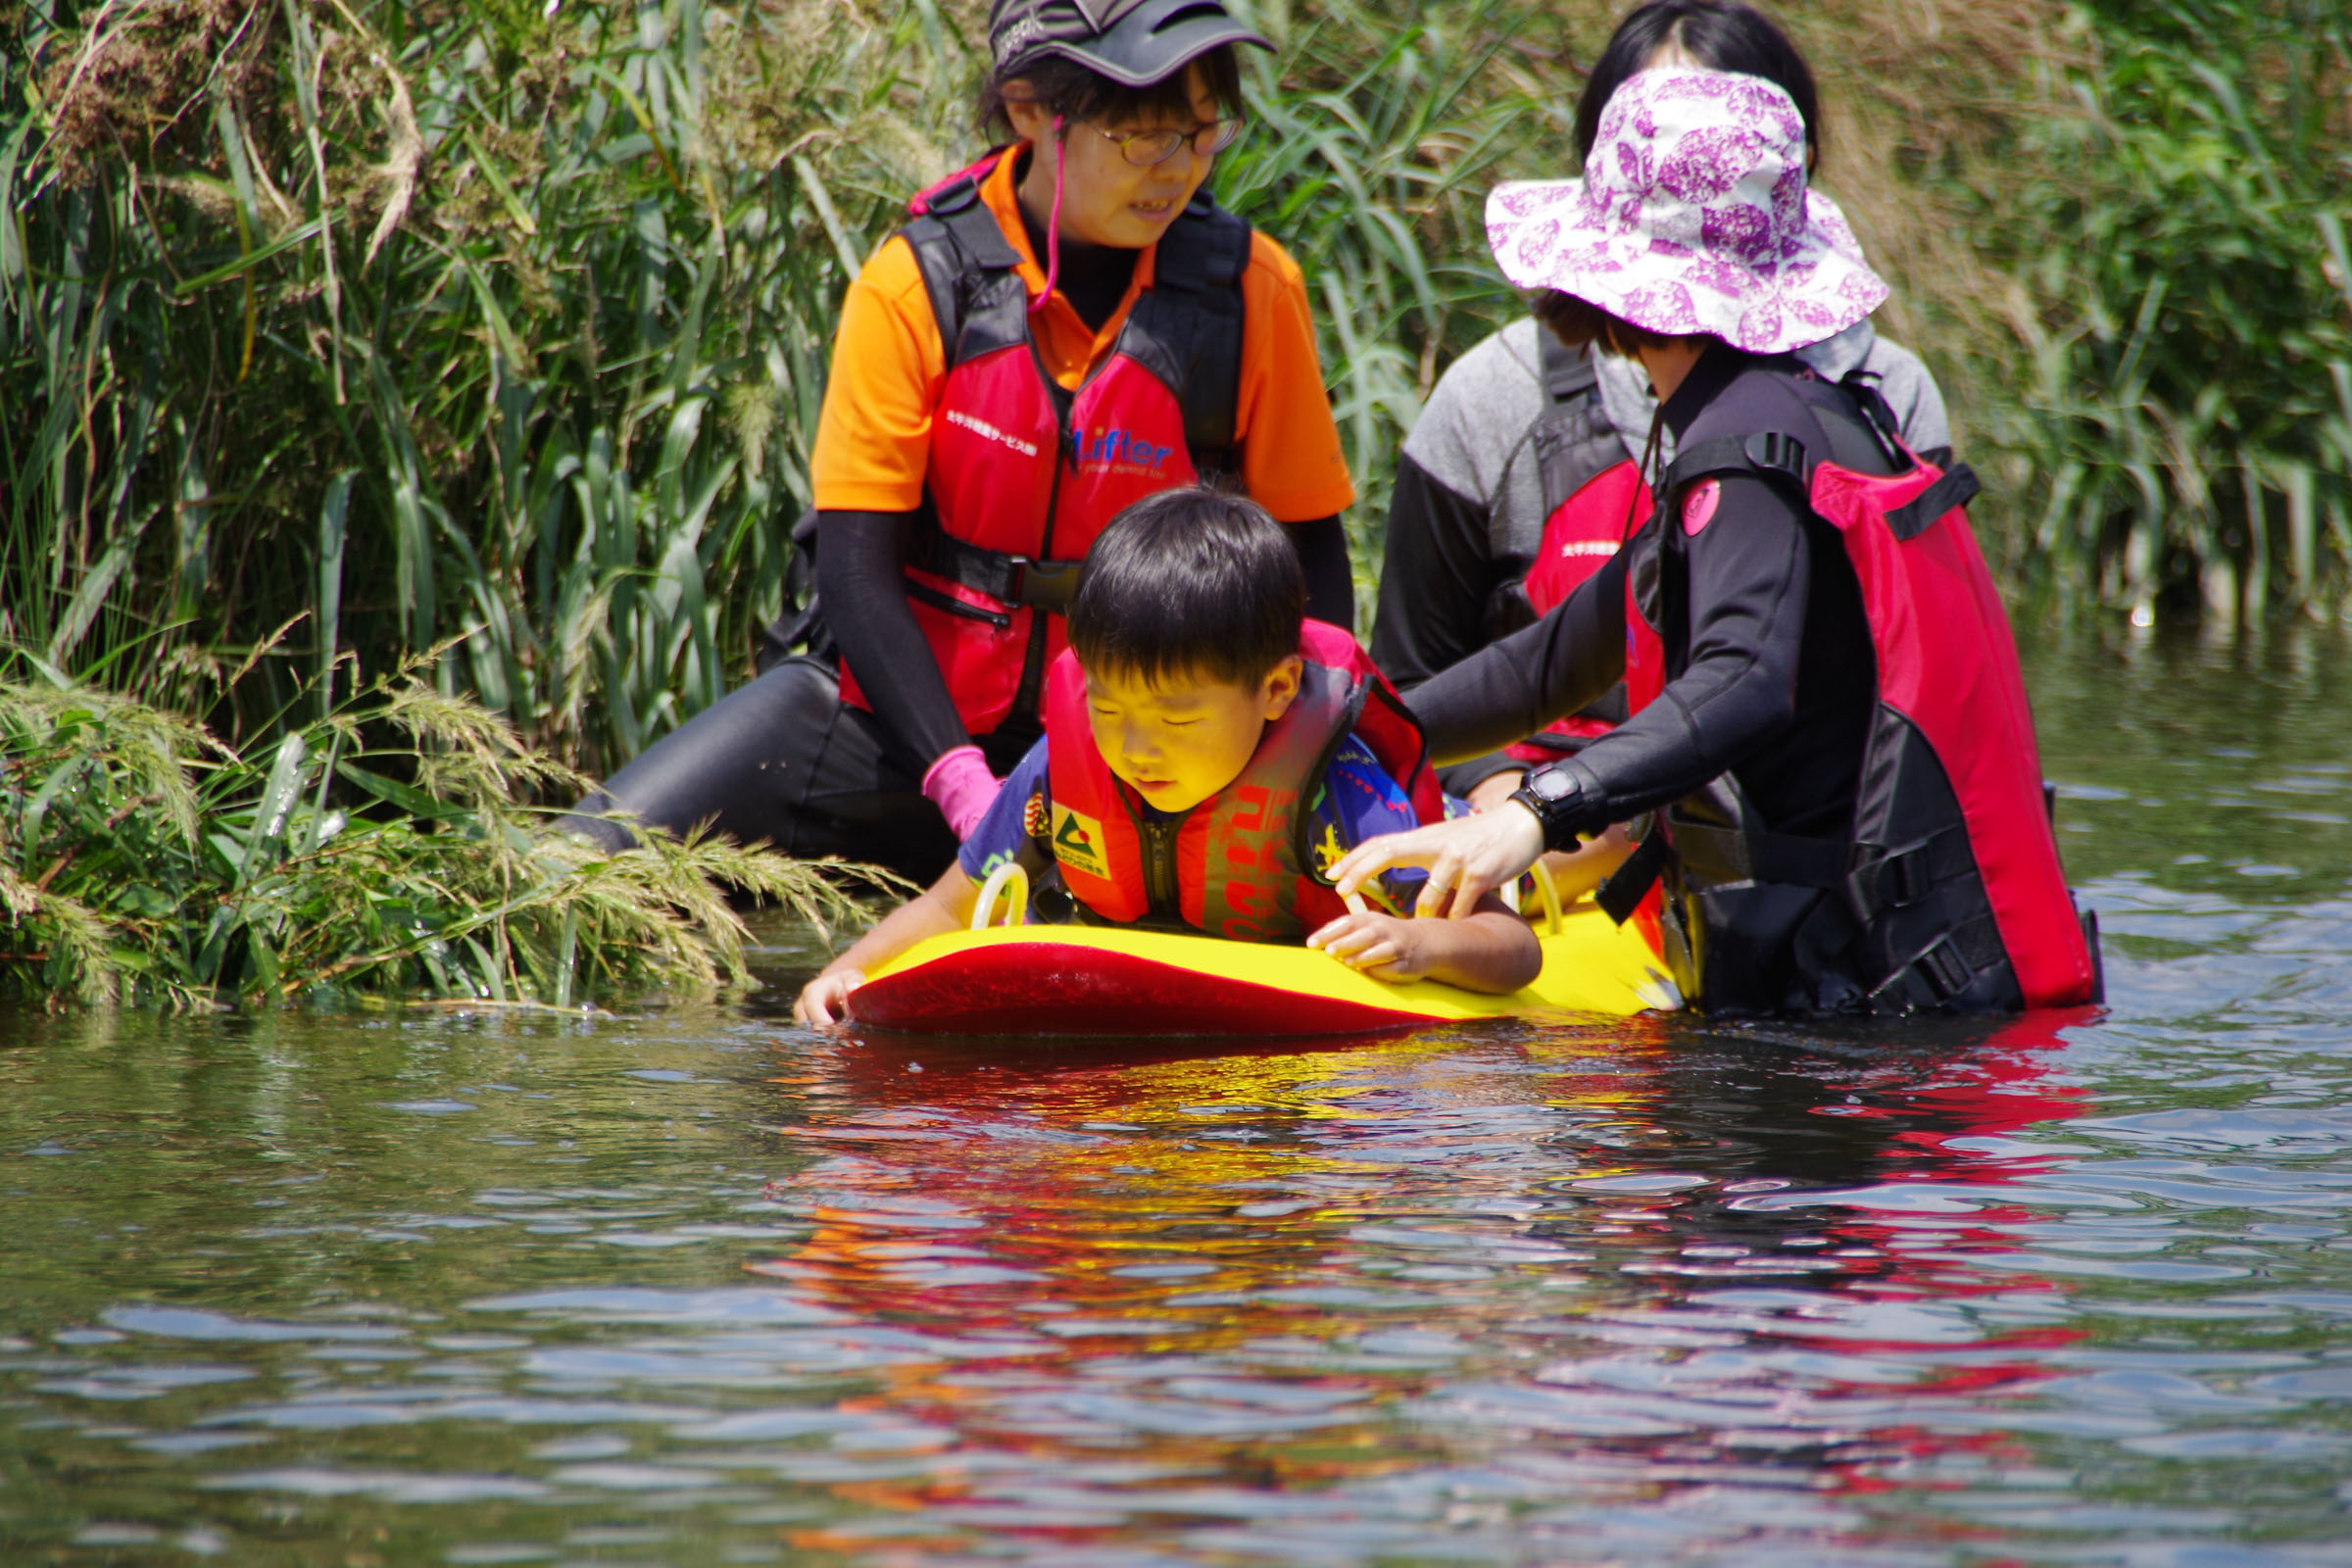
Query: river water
xmin=6 ymin=629 xmax=2352 ymax=1567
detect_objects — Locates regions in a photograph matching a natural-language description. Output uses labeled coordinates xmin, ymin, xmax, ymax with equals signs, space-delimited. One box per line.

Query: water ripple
xmin=8 ymin=636 xmax=2352 ymax=1563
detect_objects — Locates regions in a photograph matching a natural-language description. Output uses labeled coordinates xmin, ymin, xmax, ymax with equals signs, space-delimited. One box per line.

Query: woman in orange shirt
xmin=569 ymin=0 xmax=1356 ymax=879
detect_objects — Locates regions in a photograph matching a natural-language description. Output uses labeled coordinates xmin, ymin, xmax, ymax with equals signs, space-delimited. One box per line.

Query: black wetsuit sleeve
xmin=816 ymin=508 xmax=970 ymax=767
xmin=1292 ymin=514 xmax=1354 ymax=630
xmin=1565 ymin=473 xmax=1811 ymax=819
xmin=1368 ymin=456 xmax=1494 ymax=693
xmin=1407 ymin=467 xmax=1817 ymax=824
xmin=1407 ymin=549 xmax=1629 ymax=765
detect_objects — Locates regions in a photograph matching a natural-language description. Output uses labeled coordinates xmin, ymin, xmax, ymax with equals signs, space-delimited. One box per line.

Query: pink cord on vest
xmin=1031 ymin=117 xmax=1065 ymax=314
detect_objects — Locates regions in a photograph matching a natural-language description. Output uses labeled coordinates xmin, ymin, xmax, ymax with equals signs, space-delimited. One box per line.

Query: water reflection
xmin=7 ymin=628 xmax=2352 ymax=1567
xmin=689 ymin=1014 xmax=2098 ymax=1566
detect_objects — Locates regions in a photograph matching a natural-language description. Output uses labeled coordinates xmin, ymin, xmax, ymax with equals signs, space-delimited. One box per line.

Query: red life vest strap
xmin=1886 ymin=462 xmax=1982 ymax=541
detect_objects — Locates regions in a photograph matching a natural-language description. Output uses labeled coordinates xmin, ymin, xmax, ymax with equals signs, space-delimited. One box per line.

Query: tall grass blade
xmin=317 ymin=471 xmax=353 ymax=714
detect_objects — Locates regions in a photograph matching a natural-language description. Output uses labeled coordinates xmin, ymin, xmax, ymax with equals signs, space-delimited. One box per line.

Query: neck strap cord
xmin=1031 ymin=117 xmax=1066 ymax=314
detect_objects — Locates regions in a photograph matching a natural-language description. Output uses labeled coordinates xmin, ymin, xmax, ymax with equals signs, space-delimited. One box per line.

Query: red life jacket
xmin=1612 ymin=414 xmax=2100 ymax=1014
xmin=1041 ymin=620 xmax=1446 ymax=942
xmin=1505 ymin=329 xmax=1649 ymax=762
xmin=835 ymin=151 xmax=1251 ymax=737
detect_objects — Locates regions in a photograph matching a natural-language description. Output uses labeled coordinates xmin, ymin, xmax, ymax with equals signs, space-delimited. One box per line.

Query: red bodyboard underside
xmin=847 ymin=942 xmax=1426 ymax=1038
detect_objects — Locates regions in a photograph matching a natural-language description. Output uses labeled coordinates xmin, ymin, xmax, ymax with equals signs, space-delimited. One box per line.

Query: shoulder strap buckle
xmin=1742 ymin=430 xmax=1809 ymax=483
xmin=1656 ymin=429 xmax=1812 ymax=504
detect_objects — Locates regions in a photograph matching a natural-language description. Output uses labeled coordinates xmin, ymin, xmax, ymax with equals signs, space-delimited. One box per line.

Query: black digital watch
xmin=1507 ymin=765 xmax=1588 ymax=849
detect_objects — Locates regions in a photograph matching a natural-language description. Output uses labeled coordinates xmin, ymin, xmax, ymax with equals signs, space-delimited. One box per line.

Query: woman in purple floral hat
xmin=1367 ymin=1 xmax=1952 ymax=910
xmin=1332 ymin=66 xmax=2101 ymax=1017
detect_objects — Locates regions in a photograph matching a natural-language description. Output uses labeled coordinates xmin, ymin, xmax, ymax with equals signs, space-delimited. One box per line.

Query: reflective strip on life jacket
xmin=1523 ymin=460 xmax=1648 ymax=619
xmin=1041 ymin=620 xmax=1444 ymax=942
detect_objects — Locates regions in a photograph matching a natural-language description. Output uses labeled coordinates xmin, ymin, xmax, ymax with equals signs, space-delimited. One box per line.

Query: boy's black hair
xmin=1068 ymin=487 xmax=1304 ymax=690
xmin=1575 ymin=1 xmax=1821 ymax=172
xmin=980 ymin=45 xmax=1243 ymax=140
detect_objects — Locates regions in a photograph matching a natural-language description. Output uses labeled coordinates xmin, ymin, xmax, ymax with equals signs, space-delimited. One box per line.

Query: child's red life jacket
xmin=1609 ymin=422 xmax=2099 ymax=1013
xmin=835 ymin=151 xmax=1251 ymax=737
xmin=1041 ymin=621 xmax=1444 ymax=942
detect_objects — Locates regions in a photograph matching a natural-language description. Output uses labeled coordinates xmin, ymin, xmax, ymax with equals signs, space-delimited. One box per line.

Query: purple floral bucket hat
xmin=1486 ymin=68 xmax=1887 ymax=354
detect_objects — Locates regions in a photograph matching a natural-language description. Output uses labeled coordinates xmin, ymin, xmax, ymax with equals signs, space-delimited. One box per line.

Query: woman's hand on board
xmin=1327 ymin=807 xmax=1547 ymax=921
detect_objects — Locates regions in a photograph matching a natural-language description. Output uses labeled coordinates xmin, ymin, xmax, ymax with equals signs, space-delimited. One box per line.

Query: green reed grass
xmin=5 ymin=0 xmax=2348 ymax=801
xmin=1217 ymin=0 xmax=1554 ymax=544
xmin=1973 ymin=0 xmax=2352 ymax=619
xmin=4 ymin=0 xmax=967 ymax=771
xmin=0 ymin=644 xmax=873 ymax=1009
xmin=2 ymin=0 xmax=1571 ymax=760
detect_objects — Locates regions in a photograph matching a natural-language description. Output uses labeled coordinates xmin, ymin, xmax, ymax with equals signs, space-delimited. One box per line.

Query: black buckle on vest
xmin=1867 ymin=914 xmax=2002 ymax=1011
xmin=1742 ymin=430 xmax=1808 ymax=482
xmin=1918 ymin=936 xmax=1975 ymax=1000
xmin=1890 ymin=845 xmax=1932 ymax=906
xmin=1864 ymin=934 xmax=1966 ymax=1011
xmin=1009 ymin=558 xmax=1082 ymax=615
xmin=1848 ymin=827 xmax=1967 ymax=920
xmin=918 ymin=530 xmax=1084 ymax=616
xmin=1869 ymin=840 xmax=1936 ymax=910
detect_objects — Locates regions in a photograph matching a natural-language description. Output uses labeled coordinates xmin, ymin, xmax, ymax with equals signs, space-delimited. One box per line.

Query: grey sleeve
xmin=1859 ymin=336 xmax=1952 ymax=459
xmin=1397 ymin=318 xmax=1555 ymax=560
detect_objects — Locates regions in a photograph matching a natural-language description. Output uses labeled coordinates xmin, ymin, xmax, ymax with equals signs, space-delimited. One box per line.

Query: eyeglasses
xmin=1077 ymin=117 xmax=1245 ymax=167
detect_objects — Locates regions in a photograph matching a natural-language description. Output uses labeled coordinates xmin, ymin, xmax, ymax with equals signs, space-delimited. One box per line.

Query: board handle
xmin=970 ymin=862 xmax=1031 ymax=931
xmin=1529 ymin=858 xmax=1564 ymax=936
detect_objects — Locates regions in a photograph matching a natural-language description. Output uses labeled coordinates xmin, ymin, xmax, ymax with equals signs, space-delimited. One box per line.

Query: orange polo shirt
xmin=811 ymin=150 xmax=1355 ymax=523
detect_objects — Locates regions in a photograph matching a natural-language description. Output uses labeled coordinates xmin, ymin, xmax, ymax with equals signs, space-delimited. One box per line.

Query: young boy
xmin=794 ymin=490 xmax=1542 ymax=1026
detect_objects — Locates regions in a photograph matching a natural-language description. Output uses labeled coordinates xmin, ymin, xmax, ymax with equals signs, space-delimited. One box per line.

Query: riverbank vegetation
xmin=0 ymin=643 xmax=866 ymax=1008
xmin=1 ymin=0 xmax=2345 ymax=1004
xmin=1964 ymin=0 xmax=2352 ymax=625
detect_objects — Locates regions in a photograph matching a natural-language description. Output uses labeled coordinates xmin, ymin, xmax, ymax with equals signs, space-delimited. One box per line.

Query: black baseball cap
xmin=988 ymin=0 xmax=1270 ymax=89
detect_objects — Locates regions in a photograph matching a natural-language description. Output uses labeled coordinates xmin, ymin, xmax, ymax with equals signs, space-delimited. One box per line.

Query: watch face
xmin=1533 ymin=769 xmax=1578 ymax=803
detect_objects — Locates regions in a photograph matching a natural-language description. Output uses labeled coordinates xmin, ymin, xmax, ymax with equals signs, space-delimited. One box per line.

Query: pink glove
xmin=921 ymin=745 xmax=1002 ymax=842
